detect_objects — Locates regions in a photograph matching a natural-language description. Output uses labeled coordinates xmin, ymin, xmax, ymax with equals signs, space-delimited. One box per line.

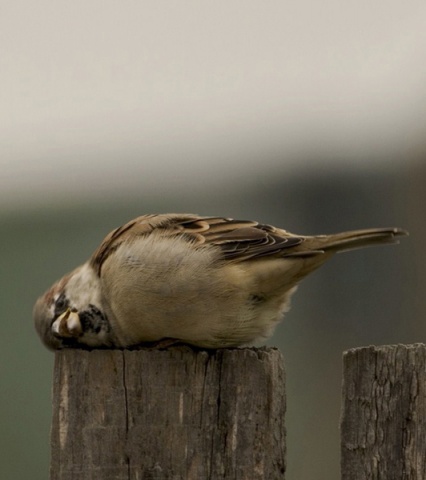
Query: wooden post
xmin=50 ymin=346 xmax=286 ymax=479
xmin=341 ymin=344 xmax=426 ymax=480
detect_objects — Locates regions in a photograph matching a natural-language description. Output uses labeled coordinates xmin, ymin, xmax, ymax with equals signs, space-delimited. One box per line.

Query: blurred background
xmin=1 ymin=1 xmax=425 ymax=478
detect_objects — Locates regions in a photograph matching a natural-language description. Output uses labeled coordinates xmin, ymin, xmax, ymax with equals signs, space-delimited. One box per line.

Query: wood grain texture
xmin=50 ymin=347 xmax=286 ymax=479
xmin=341 ymin=344 xmax=426 ymax=480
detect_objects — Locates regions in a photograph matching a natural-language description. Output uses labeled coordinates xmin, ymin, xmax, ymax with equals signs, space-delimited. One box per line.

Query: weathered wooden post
xmin=341 ymin=344 xmax=426 ymax=480
xmin=50 ymin=346 xmax=286 ymax=479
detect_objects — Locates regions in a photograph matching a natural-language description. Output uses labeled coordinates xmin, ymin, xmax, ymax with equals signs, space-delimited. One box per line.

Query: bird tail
xmin=314 ymin=227 xmax=408 ymax=254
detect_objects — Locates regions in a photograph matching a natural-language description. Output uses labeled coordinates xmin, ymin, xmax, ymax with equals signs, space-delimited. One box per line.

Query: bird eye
xmin=55 ymin=294 xmax=68 ymax=312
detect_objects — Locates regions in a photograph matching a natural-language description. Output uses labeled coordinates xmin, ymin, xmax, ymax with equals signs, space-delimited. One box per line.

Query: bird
xmin=33 ymin=214 xmax=408 ymax=350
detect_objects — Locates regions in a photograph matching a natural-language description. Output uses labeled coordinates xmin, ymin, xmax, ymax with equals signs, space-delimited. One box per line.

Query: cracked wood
xmin=341 ymin=344 xmax=426 ymax=480
xmin=50 ymin=346 xmax=286 ymax=479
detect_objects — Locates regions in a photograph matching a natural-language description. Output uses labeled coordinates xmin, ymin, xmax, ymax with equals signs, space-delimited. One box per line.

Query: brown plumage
xmin=33 ymin=214 xmax=408 ymax=350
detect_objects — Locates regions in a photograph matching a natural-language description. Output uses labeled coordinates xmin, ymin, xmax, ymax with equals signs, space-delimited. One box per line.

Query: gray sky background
xmin=1 ymin=0 xmax=426 ymax=209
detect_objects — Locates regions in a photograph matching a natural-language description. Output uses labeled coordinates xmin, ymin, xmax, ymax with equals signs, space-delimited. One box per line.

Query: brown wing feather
xmin=89 ymin=214 xmax=407 ymax=275
xmin=89 ymin=214 xmax=305 ymax=275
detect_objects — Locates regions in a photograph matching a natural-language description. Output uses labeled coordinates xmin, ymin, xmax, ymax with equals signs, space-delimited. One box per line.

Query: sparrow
xmin=33 ymin=214 xmax=408 ymax=350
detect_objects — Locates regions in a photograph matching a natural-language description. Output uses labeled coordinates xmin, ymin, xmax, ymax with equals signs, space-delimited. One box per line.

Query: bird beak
xmin=52 ymin=308 xmax=82 ymax=337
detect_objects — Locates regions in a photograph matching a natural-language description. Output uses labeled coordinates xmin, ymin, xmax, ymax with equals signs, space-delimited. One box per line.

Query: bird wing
xmin=89 ymin=214 xmax=306 ymax=275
